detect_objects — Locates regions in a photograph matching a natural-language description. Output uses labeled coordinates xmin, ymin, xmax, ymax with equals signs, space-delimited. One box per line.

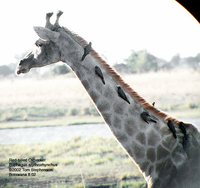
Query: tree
xmin=124 ymin=50 xmax=161 ymax=73
xmin=52 ymin=64 xmax=70 ymax=75
xmin=0 ymin=65 xmax=13 ymax=76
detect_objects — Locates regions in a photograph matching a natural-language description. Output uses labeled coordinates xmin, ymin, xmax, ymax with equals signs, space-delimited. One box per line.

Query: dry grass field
xmin=123 ymin=70 xmax=200 ymax=117
xmin=1 ymin=70 xmax=199 ymax=108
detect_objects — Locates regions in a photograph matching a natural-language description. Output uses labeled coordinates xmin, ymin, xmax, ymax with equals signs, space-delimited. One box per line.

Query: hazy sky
xmin=0 ymin=0 xmax=199 ymax=65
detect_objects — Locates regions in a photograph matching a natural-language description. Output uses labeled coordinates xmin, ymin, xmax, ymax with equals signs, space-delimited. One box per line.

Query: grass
xmin=0 ymin=137 xmax=145 ymax=187
xmin=0 ymin=70 xmax=199 ymax=187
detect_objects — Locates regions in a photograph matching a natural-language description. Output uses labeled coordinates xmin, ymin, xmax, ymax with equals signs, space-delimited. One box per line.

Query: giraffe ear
xmin=33 ymin=26 xmax=60 ymax=42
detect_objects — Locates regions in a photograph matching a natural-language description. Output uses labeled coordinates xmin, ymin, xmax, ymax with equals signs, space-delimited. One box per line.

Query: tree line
xmin=0 ymin=51 xmax=199 ymax=77
xmin=114 ymin=50 xmax=200 ymax=74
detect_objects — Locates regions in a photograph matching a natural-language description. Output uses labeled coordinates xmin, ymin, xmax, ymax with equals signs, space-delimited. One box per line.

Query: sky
xmin=0 ymin=0 xmax=199 ymax=66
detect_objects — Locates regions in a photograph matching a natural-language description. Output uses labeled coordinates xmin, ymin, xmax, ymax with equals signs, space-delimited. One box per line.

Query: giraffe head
xmin=16 ymin=11 xmax=64 ymax=75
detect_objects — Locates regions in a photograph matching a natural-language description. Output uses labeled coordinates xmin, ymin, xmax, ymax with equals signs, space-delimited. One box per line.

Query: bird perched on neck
xmin=81 ymin=42 xmax=92 ymax=61
xmin=140 ymin=111 xmax=157 ymax=124
xmin=117 ymin=86 xmax=130 ymax=104
xmin=179 ymin=122 xmax=188 ymax=149
xmin=167 ymin=120 xmax=177 ymax=139
xmin=95 ymin=66 xmax=105 ymax=85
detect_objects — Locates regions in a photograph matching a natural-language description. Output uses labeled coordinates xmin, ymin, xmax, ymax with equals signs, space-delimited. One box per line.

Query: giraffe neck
xmin=67 ymin=53 xmax=163 ymax=183
xmin=58 ymin=28 xmax=191 ymax=187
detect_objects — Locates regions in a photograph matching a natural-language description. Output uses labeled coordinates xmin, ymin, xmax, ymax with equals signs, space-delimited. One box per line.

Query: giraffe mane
xmin=62 ymin=27 xmax=180 ymax=124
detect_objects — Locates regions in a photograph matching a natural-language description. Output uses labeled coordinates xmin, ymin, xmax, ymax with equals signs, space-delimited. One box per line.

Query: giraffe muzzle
xmin=16 ymin=66 xmax=30 ymax=75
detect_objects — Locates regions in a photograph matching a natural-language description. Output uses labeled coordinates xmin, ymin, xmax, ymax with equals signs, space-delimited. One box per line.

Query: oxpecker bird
xmin=179 ymin=122 xmax=187 ymax=136
xmin=117 ymin=86 xmax=130 ymax=104
xmin=167 ymin=120 xmax=177 ymax=139
xmin=81 ymin=42 xmax=92 ymax=61
xmin=152 ymin=102 xmax=155 ymax=107
xmin=140 ymin=111 xmax=157 ymax=124
xmin=179 ymin=122 xmax=188 ymax=148
xmin=95 ymin=66 xmax=105 ymax=84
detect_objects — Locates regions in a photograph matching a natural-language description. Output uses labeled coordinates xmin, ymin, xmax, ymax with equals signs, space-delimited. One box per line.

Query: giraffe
xmin=16 ymin=11 xmax=200 ymax=188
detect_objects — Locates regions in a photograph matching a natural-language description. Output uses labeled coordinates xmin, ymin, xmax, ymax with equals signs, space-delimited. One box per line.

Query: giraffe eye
xmin=35 ymin=41 xmax=43 ymax=47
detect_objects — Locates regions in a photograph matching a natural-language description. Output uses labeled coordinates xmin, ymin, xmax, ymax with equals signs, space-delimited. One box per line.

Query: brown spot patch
xmin=97 ymin=101 xmax=110 ymax=112
xmin=124 ymin=119 xmax=136 ymax=136
xmin=81 ymin=79 xmax=90 ymax=89
xmin=136 ymin=132 xmax=146 ymax=145
xmin=126 ymin=148 xmax=133 ymax=156
xmin=147 ymin=148 xmax=156 ymax=162
xmin=102 ymin=112 xmax=112 ymax=125
xmin=75 ymin=71 xmax=81 ymax=78
xmin=156 ymin=161 xmax=164 ymax=174
xmin=95 ymin=83 xmax=103 ymax=94
xmin=113 ymin=116 xmax=122 ymax=129
xmin=103 ymin=87 xmax=115 ymax=99
xmin=157 ymin=145 xmax=169 ymax=160
xmin=133 ymin=142 xmax=145 ymax=160
xmin=147 ymin=130 xmax=160 ymax=146
xmin=148 ymin=165 xmax=154 ymax=175
xmin=115 ymin=132 xmax=128 ymax=143
xmin=140 ymin=161 xmax=150 ymax=172
xmin=113 ymin=101 xmax=126 ymax=115
xmin=90 ymin=91 xmax=99 ymax=103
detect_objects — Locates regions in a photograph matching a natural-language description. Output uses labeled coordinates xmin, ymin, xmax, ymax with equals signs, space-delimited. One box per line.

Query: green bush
xmin=125 ymin=50 xmax=161 ymax=73
xmin=120 ymin=181 xmax=146 ymax=188
xmin=189 ymin=103 xmax=199 ymax=109
xmin=83 ymin=107 xmax=99 ymax=116
xmin=70 ymin=108 xmax=80 ymax=116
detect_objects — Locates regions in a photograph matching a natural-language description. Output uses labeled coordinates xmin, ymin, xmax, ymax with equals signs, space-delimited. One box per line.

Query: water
xmin=0 ymin=124 xmax=113 ymax=145
xmin=0 ymin=119 xmax=199 ymax=145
